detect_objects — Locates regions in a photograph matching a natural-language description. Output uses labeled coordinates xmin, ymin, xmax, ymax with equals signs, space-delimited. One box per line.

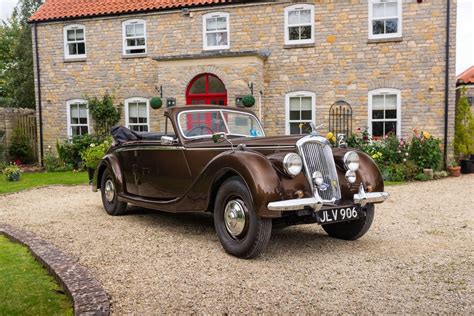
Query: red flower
xmin=15 ymin=159 xmax=22 ymax=166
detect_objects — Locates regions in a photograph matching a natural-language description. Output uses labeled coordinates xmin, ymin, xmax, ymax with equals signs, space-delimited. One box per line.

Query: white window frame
xmin=63 ymin=24 xmax=86 ymax=59
xmin=66 ymin=99 xmax=89 ymax=138
xmin=285 ymin=91 xmax=316 ymax=135
xmin=122 ymin=19 xmax=147 ymax=55
xmin=125 ymin=97 xmax=150 ymax=132
xmin=202 ymin=12 xmax=230 ymax=50
xmin=368 ymin=88 xmax=401 ymax=138
xmin=284 ymin=4 xmax=315 ymax=45
xmin=368 ymin=0 xmax=402 ymax=40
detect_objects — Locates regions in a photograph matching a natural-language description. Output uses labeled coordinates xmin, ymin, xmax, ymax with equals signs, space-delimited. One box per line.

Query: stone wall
xmin=32 ymin=0 xmax=457 ymax=159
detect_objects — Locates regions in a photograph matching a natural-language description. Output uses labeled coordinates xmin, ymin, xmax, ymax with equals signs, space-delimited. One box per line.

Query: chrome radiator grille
xmin=297 ymin=137 xmax=341 ymax=201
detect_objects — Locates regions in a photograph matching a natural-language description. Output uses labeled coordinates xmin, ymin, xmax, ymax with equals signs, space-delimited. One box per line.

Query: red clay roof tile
xmin=29 ymin=0 xmax=237 ymax=22
xmin=457 ymin=66 xmax=474 ymax=85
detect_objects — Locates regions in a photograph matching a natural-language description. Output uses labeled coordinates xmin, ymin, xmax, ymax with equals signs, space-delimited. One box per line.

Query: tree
xmin=0 ymin=0 xmax=42 ymax=108
xmin=454 ymin=87 xmax=474 ymax=159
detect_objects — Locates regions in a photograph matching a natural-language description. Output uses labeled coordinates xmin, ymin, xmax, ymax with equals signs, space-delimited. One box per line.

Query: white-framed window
xmin=64 ymin=25 xmax=86 ymax=59
xmin=122 ymin=19 xmax=147 ymax=55
xmin=285 ymin=91 xmax=316 ymax=135
xmin=67 ymin=99 xmax=89 ymax=137
xmin=125 ymin=98 xmax=149 ymax=132
xmin=368 ymin=88 xmax=401 ymax=138
xmin=284 ymin=4 xmax=314 ymax=45
xmin=368 ymin=0 xmax=402 ymax=39
xmin=202 ymin=12 xmax=230 ymax=50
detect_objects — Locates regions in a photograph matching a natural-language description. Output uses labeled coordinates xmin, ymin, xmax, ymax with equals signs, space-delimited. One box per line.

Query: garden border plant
xmin=344 ymin=128 xmax=445 ymax=182
xmin=454 ymin=87 xmax=474 ymax=173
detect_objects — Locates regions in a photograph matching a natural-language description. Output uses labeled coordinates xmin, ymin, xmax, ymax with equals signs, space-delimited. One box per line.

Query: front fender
xmin=186 ymin=149 xmax=284 ymax=218
xmin=93 ymin=154 xmax=124 ymax=193
xmin=332 ymin=148 xmax=384 ymax=198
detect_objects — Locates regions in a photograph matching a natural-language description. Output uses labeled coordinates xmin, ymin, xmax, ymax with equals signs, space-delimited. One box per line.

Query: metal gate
xmin=329 ymin=101 xmax=352 ymax=138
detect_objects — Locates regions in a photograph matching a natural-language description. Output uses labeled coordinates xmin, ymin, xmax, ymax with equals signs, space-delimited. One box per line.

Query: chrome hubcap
xmin=224 ymin=199 xmax=247 ymax=238
xmin=104 ymin=179 xmax=115 ymax=203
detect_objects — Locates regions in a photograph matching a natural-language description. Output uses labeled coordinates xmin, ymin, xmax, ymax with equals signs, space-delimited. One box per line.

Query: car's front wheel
xmin=322 ymin=204 xmax=374 ymax=240
xmin=214 ymin=176 xmax=272 ymax=259
xmin=100 ymin=168 xmax=127 ymax=216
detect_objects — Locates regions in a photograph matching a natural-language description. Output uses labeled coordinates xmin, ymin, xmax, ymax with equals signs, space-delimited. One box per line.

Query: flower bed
xmin=343 ymin=129 xmax=444 ymax=182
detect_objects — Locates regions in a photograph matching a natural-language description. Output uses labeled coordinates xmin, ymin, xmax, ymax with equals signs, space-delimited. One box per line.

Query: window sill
xmin=368 ymin=37 xmax=403 ymax=44
xmin=64 ymin=57 xmax=86 ymax=63
xmin=284 ymin=43 xmax=315 ymax=49
xmin=122 ymin=53 xmax=148 ymax=59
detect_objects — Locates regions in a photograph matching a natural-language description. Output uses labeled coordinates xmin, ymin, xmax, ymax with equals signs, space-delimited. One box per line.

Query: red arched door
xmin=186 ymin=73 xmax=227 ymax=106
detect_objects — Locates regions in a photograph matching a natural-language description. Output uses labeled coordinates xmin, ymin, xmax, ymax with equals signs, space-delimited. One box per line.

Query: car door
xmin=115 ymin=144 xmax=139 ymax=196
xmin=137 ymin=142 xmax=193 ymax=200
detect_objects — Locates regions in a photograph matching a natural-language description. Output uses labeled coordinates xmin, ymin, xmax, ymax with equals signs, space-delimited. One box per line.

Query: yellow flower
xmin=423 ymin=131 xmax=430 ymax=139
xmin=331 ymin=136 xmax=336 ymax=143
xmin=326 ymin=132 xmax=334 ymax=140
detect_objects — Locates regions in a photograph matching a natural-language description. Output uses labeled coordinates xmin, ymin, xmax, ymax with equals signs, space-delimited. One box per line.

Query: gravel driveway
xmin=1 ymin=175 xmax=473 ymax=314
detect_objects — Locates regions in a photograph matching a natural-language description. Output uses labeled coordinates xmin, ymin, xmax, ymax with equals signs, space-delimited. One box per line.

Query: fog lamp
xmin=312 ymin=171 xmax=324 ymax=186
xmin=345 ymin=170 xmax=357 ymax=183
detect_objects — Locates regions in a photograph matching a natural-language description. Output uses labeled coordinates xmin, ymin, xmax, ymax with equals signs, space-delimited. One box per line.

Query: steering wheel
xmin=187 ymin=125 xmax=215 ymax=137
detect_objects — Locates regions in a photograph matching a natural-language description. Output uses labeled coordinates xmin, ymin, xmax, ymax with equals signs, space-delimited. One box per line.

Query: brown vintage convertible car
xmin=93 ymin=105 xmax=388 ymax=258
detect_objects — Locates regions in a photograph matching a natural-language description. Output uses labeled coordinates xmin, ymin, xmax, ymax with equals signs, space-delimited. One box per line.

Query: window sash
xmin=126 ymin=100 xmax=149 ymax=131
xmin=369 ymin=0 xmax=401 ymax=38
xmin=203 ymin=13 xmax=230 ymax=49
xmin=68 ymin=102 xmax=88 ymax=136
xmin=64 ymin=26 xmax=86 ymax=58
xmin=369 ymin=90 xmax=400 ymax=137
xmin=123 ymin=21 xmax=147 ymax=54
xmin=285 ymin=5 xmax=314 ymax=44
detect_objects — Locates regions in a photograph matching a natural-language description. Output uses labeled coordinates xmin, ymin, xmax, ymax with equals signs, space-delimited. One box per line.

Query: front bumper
xmin=267 ymin=184 xmax=389 ymax=212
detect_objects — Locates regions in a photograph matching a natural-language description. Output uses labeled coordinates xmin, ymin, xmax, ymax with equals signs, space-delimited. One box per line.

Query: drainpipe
xmin=34 ymin=23 xmax=44 ymax=166
xmin=443 ymin=0 xmax=451 ymax=166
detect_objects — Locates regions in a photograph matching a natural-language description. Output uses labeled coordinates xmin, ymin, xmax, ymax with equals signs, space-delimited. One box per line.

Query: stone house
xmin=30 ymin=0 xmax=457 ymax=162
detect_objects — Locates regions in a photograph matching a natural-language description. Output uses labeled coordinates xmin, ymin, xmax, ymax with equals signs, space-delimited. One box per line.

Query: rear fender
xmin=93 ymin=154 xmax=124 ymax=193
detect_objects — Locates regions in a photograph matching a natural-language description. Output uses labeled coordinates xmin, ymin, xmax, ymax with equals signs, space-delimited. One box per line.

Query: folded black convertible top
xmin=110 ymin=125 xmax=172 ymax=145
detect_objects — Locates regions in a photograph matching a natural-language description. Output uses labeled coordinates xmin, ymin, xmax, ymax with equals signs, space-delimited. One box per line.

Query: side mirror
xmin=161 ymin=135 xmax=175 ymax=145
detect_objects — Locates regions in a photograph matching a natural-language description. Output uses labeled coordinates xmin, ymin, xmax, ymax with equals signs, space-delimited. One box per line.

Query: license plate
xmin=316 ymin=206 xmax=361 ymax=224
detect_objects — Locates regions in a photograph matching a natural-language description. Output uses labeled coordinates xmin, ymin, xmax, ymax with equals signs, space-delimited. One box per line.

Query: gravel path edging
xmin=0 ymin=223 xmax=110 ymax=316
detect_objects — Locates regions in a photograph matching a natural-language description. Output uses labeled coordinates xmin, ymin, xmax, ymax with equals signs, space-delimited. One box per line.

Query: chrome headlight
xmin=343 ymin=151 xmax=360 ymax=171
xmin=345 ymin=170 xmax=357 ymax=183
xmin=283 ymin=153 xmax=302 ymax=177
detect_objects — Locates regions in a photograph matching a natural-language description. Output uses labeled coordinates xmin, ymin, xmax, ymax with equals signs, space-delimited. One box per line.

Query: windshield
xmin=178 ymin=110 xmax=265 ymax=139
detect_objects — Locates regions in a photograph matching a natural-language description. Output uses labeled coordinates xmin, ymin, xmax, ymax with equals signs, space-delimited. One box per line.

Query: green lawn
xmin=0 ymin=171 xmax=89 ymax=194
xmin=0 ymin=235 xmax=73 ymax=315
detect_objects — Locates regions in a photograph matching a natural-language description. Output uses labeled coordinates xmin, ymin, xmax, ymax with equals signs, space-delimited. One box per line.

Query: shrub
xmin=56 ymin=134 xmax=102 ymax=168
xmin=408 ymin=130 xmax=443 ymax=171
xmin=414 ymin=173 xmax=429 ymax=181
xmin=8 ymin=128 xmax=33 ymax=164
xmin=454 ymin=87 xmax=474 ymax=159
xmin=87 ymin=93 xmax=121 ymax=138
xmin=43 ymin=153 xmax=73 ymax=172
xmin=80 ymin=140 xmax=110 ymax=169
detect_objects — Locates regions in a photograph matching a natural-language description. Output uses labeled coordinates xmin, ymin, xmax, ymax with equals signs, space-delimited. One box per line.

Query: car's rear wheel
xmin=100 ymin=168 xmax=127 ymax=216
xmin=214 ymin=176 xmax=272 ymax=259
xmin=322 ymin=204 xmax=374 ymax=240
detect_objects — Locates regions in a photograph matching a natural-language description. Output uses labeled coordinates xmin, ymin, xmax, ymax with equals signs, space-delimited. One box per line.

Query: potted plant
xmin=454 ymin=87 xmax=474 ymax=174
xmin=447 ymin=160 xmax=461 ymax=177
xmin=80 ymin=140 xmax=110 ymax=184
xmin=3 ymin=163 xmax=22 ymax=182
